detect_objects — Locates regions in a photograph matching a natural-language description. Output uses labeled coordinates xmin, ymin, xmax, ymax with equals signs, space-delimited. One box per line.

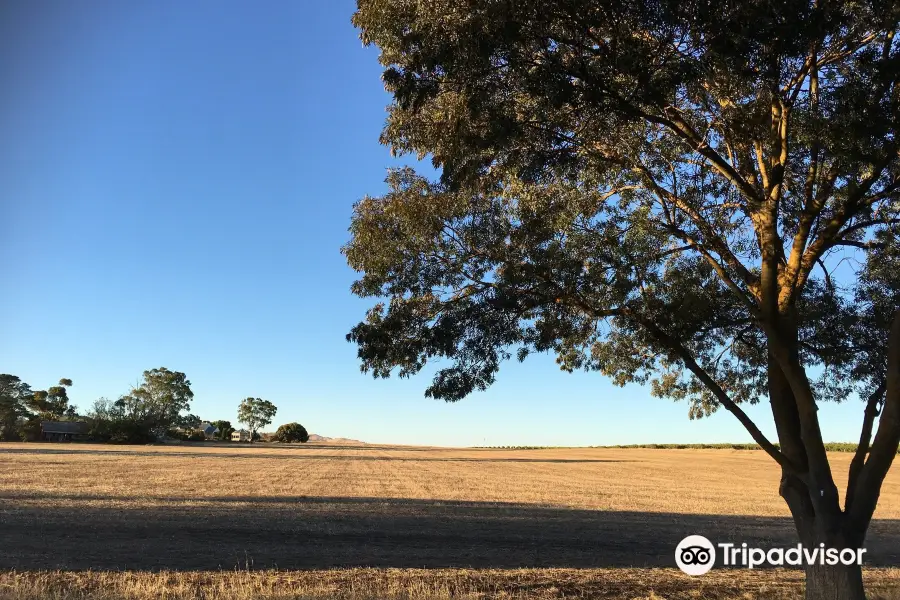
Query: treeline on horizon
xmin=0 ymin=367 xmax=309 ymax=445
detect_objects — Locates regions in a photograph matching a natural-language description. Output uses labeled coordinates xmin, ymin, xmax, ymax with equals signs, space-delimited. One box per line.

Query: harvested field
xmin=0 ymin=442 xmax=899 ymax=598
xmin=1 ymin=568 xmax=900 ymax=600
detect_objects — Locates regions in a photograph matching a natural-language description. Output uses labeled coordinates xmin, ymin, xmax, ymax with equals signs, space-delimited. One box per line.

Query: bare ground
xmin=1 ymin=568 xmax=900 ymax=600
xmin=1 ymin=442 xmax=899 ymax=597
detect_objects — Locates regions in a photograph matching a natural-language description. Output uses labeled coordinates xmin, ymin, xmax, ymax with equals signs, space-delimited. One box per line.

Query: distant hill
xmin=307 ymin=434 xmax=364 ymax=444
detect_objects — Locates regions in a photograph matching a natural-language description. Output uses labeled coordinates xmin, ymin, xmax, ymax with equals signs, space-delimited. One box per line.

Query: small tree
xmin=274 ymin=422 xmax=309 ymax=443
xmin=16 ymin=378 xmax=77 ymax=440
xmin=26 ymin=378 xmax=76 ymax=419
xmin=211 ymin=420 xmax=235 ymax=441
xmin=117 ymin=368 xmax=194 ymax=438
xmin=237 ymin=398 xmax=277 ymax=443
xmin=85 ymin=397 xmax=154 ymax=444
xmin=177 ymin=413 xmax=202 ymax=431
xmin=0 ymin=375 xmax=31 ymax=441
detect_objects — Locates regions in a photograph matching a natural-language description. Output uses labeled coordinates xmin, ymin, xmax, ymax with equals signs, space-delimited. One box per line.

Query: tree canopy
xmin=211 ymin=419 xmax=235 ymax=441
xmin=116 ymin=368 xmax=194 ymax=438
xmin=0 ymin=375 xmax=32 ymax=441
xmin=0 ymin=376 xmax=77 ymax=440
xmin=273 ymin=422 xmax=309 ymax=443
xmin=347 ymin=2 xmax=900 ymax=597
xmin=27 ymin=379 xmax=76 ymax=418
xmin=237 ymin=397 xmax=277 ymax=441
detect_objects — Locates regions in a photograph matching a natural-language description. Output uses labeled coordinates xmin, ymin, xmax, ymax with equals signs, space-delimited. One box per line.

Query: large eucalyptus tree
xmin=345 ymin=2 xmax=900 ymax=598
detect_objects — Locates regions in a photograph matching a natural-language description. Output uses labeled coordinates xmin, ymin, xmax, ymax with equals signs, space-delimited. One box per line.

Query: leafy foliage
xmin=237 ymin=398 xmax=277 ymax=441
xmin=0 ymin=370 xmax=255 ymax=448
xmin=348 ymin=2 xmax=900 ymax=587
xmin=177 ymin=414 xmax=202 ymax=430
xmin=81 ymin=369 xmax=193 ymax=445
xmin=273 ymin=422 xmax=309 ymax=443
xmin=349 ymin=0 xmax=899 ymax=412
xmin=85 ymin=397 xmax=155 ymax=444
xmin=0 ymin=375 xmax=79 ymax=440
xmin=0 ymin=375 xmax=31 ymax=441
xmin=116 ymin=368 xmax=194 ymax=438
xmin=185 ymin=429 xmax=207 ymax=442
xmin=26 ymin=379 xmax=77 ymax=419
xmin=17 ymin=417 xmax=43 ymax=442
xmin=211 ymin=420 xmax=235 ymax=441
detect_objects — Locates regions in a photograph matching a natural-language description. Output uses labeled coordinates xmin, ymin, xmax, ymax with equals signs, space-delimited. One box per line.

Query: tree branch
xmin=632 ymin=315 xmax=800 ymax=474
xmin=791 ymin=162 xmax=900 ymax=298
xmin=849 ymin=309 xmax=900 ymax=529
xmin=633 ymin=162 xmax=760 ymax=300
xmin=846 ymin=382 xmax=887 ymax=512
xmin=760 ymin=320 xmax=843 ymax=519
xmin=641 ymin=109 xmax=763 ymax=205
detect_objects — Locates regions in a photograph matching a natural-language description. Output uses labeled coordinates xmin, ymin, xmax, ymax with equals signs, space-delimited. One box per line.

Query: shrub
xmin=18 ymin=417 xmax=42 ymax=442
xmin=89 ymin=418 xmax=155 ymax=444
xmin=165 ymin=428 xmax=207 ymax=442
xmin=186 ymin=429 xmax=206 ymax=442
xmin=211 ymin=420 xmax=235 ymax=441
xmin=273 ymin=422 xmax=309 ymax=443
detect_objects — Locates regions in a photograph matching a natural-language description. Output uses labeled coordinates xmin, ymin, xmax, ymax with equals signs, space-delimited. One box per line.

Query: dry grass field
xmin=1 ymin=442 xmax=899 ymax=599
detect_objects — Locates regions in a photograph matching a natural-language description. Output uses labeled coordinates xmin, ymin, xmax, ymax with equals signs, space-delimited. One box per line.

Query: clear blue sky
xmin=0 ymin=0 xmax=865 ymax=446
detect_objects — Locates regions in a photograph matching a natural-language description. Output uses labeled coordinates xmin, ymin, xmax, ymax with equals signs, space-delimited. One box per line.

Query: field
xmin=1 ymin=442 xmax=900 ymax=599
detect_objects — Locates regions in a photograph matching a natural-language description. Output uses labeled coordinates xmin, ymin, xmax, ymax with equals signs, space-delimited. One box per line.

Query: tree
xmin=236 ymin=398 xmax=277 ymax=442
xmin=211 ymin=419 xmax=235 ymax=441
xmin=116 ymin=368 xmax=194 ymax=438
xmin=348 ymin=3 xmax=900 ymax=598
xmin=87 ymin=397 xmax=123 ymax=423
xmin=85 ymin=397 xmax=153 ymax=444
xmin=176 ymin=413 xmax=202 ymax=431
xmin=273 ymin=422 xmax=309 ymax=443
xmin=27 ymin=379 xmax=76 ymax=418
xmin=0 ymin=375 xmax=31 ymax=441
xmin=14 ymin=377 xmax=75 ymax=441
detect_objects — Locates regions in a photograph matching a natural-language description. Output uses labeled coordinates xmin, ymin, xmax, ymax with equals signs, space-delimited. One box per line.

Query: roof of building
xmin=41 ymin=421 xmax=89 ymax=434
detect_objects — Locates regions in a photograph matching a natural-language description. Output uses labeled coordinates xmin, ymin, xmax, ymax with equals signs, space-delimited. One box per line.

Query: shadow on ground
xmin=1 ymin=493 xmax=898 ymax=571
xmin=0 ymin=447 xmax=633 ymax=463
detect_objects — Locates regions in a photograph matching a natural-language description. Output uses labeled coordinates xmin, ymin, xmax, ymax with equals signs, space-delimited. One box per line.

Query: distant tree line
xmin=0 ymin=368 xmax=309 ymax=445
xmin=0 ymin=375 xmax=76 ymax=441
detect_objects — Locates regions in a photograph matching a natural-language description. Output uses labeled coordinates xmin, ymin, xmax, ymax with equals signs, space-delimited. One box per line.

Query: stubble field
xmin=1 ymin=442 xmax=899 ymax=599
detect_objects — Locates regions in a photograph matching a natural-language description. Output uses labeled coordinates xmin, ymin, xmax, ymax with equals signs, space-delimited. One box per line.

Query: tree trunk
xmin=804 ymin=561 xmax=866 ymax=600
xmin=782 ymin=475 xmax=868 ymax=600
xmin=798 ymin=521 xmax=867 ymax=600
xmin=766 ymin=315 xmax=869 ymax=600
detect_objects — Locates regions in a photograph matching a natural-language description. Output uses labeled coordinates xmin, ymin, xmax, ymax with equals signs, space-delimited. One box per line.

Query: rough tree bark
xmin=771 ymin=310 xmax=900 ymax=599
xmin=804 ymin=562 xmax=867 ymax=600
xmin=781 ymin=472 xmax=867 ymax=600
xmin=763 ymin=261 xmax=874 ymax=599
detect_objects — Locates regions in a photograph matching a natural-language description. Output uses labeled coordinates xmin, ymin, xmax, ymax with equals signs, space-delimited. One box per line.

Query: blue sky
xmin=0 ymin=0 xmax=866 ymax=446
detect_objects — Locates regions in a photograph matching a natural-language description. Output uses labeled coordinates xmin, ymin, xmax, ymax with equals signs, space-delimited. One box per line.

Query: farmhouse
xmin=41 ymin=421 xmax=89 ymax=442
xmin=232 ymin=429 xmax=250 ymax=442
xmin=199 ymin=422 xmax=218 ymax=440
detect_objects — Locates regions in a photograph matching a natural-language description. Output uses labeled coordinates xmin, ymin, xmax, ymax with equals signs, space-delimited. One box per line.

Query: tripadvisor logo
xmin=675 ymin=535 xmax=716 ymax=575
xmin=675 ymin=535 xmax=867 ymax=575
